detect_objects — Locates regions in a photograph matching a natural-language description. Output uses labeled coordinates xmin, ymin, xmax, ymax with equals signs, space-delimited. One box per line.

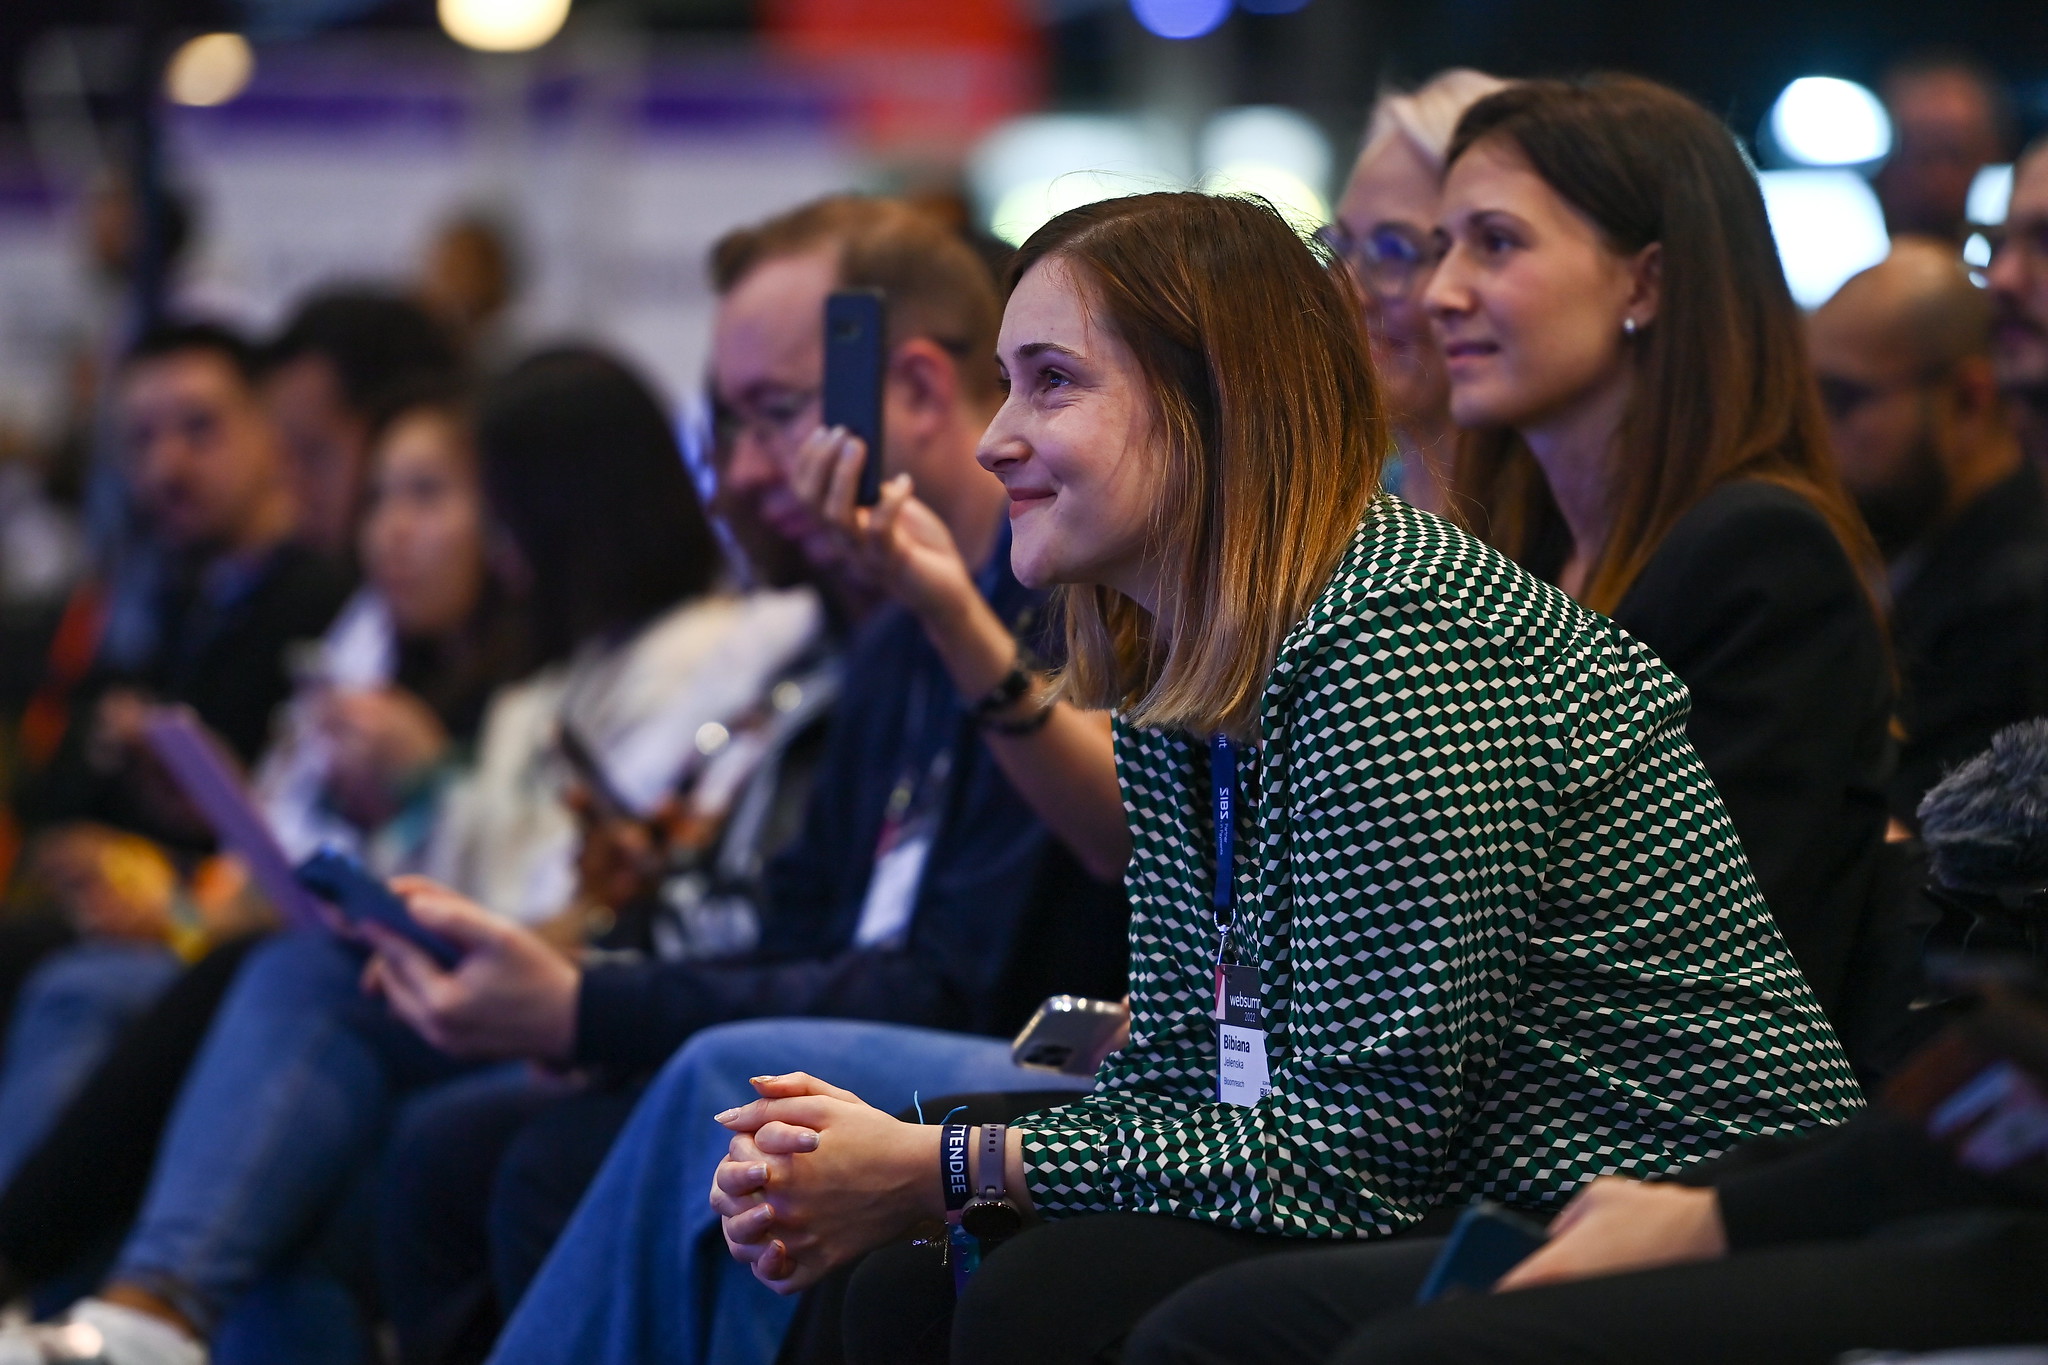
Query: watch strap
xmin=977 ymin=1123 xmax=1008 ymax=1201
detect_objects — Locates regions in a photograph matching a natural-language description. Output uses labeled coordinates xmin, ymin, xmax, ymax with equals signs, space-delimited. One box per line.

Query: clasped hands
xmin=710 ymin=1072 xmax=943 ymax=1294
xmin=707 ymin=1087 xmax=1726 ymax=1300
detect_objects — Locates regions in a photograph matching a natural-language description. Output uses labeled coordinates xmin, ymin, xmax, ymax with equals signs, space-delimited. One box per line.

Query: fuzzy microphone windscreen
xmin=1919 ymin=719 xmax=2048 ymax=892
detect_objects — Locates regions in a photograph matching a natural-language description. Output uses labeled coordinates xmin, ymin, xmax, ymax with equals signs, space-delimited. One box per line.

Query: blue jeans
xmin=109 ymin=932 xmax=487 ymax=1333
xmin=488 ymin=1018 xmax=1090 ymax=1365
xmin=0 ymin=941 xmax=181 ymax=1189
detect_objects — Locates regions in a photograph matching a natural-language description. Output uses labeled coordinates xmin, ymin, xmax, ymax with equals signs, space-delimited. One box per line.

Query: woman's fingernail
xmin=748 ymin=1163 xmax=767 ymax=1183
xmin=795 ymin=1132 xmax=819 ymax=1152
xmin=749 ymin=1075 xmax=776 ymax=1084
xmin=714 ymin=1107 xmax=740 ymax=1123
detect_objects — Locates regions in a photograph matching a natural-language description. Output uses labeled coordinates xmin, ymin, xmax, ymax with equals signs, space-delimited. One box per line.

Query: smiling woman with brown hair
xmin=705 ymin=190 xmax=1861 ymax=1365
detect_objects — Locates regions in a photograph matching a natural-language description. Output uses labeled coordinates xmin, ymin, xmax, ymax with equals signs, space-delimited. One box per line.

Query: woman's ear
xmin=1627 ymin=242 xmax=1664 ymax=330
xmin=886 ymin=337 xmax=961 ymax=429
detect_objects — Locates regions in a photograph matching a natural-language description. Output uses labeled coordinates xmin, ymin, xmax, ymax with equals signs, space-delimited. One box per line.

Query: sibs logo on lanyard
xmin=1210 ymin=735 xmax=1272 ymax=1107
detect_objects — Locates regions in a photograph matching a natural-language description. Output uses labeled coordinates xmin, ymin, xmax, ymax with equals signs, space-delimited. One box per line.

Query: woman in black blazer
xmin=1609 ymin=482 xmax=1889 ymax=1021
xmin=1424 ymin=76 xmax=1891 ymax=1029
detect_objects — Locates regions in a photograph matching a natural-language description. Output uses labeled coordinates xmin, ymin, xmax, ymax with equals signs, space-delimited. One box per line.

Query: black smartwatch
xmin=959 ymin=1122 xmax=1024 ymax=1243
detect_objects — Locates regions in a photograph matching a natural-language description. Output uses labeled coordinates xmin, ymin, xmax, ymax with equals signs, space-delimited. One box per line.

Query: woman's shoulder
xmin=1619 ymin=479 xmax=1863 ymax=624
xmin=1268 ymin=497 xmax=1646 ymax=722
xmin=1288 ymin=496 xmax=1596 ymax=661
xmin=1645 ymin=479 xmax=1849 ymax=578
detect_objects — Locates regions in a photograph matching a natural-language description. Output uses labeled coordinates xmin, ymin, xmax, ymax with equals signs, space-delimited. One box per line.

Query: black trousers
xmin=1125 ymin=1211 xmax=2048 ymax=1365
xmin=837 ymin=1209 xmax=1463 ymax=1365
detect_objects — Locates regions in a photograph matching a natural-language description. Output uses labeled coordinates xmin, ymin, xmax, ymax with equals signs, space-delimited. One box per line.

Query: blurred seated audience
xmin=1875 ymin=51 xmax=2011 ymax=244
xmin=1125 ymin=719 xmax=2048 ymax=1365
xmin=0 ymin=382 xmax=529 ymax=1323
xmin=1323 ymin=69 xmax=1507 ymax=517
xmin=0 ymin=344 xmax=836 ymax=1365
xmin=709 ymin=188 xmax=1859 ymax=1365
xmin=260 ymin=292 xmax=463 ymax=569
xmin=1811 ymin=239 xmax=2048 ymax=824
xmin=1990 ymin=135 xmax=2048 ymax=468
xmin=14 ymin=322 xmax=350 ymax=842
xmin=1428 ymin=76 xmax=1893 ymax=1037
xmin=381 ymin=194 xmax=1130 ymax=1365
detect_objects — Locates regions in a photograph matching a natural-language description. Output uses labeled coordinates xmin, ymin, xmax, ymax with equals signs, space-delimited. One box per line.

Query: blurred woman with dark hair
xmin=705 ymin=189 xmax=1859 ymax=1365
xmin=419 ymin=348 xmax=816 ymax=925
xmin=1424 ymin=76 xmax=1892 ymax=1033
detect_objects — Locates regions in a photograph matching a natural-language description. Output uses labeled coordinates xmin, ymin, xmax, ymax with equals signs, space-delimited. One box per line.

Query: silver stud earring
xmin=1622 ymin=317 xmax=1639 ymax=338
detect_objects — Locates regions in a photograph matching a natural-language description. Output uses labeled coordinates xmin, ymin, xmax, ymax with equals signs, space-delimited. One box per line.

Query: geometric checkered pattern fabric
xmin=1018 ymin=498 xmax=1865 ymax=1235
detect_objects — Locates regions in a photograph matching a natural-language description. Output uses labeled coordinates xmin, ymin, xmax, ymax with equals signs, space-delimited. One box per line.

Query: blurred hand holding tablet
xmin=143 ymin=705 xmax=465 ymax=970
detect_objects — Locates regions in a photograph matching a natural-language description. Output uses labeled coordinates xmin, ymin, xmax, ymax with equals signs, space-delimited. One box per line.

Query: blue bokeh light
xmin=1130 ymin=0 xmax=1232 ymax=40
xmin=1239 ymin=0 xmax=1312 ymax=13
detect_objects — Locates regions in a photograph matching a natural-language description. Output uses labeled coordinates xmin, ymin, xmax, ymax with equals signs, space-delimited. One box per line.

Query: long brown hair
xmin=1446 ymin=76 xmax=1881 ymax=613
xmin=1005 ymin=193 xmax=1386 ymax=739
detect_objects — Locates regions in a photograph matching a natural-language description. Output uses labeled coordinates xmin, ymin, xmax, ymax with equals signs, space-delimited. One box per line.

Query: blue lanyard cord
xmin=1211 ymin=733 xmax=1237 ymax=969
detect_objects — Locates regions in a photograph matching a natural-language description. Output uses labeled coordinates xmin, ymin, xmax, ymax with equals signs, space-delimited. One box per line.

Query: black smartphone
xmin=822 ymin=289 xmax=886 ymax=506
xmin=1413 ymin=1201 xmax=1548 ymax=1303
xmin=295 ymin=847 xmax=465 ymax=971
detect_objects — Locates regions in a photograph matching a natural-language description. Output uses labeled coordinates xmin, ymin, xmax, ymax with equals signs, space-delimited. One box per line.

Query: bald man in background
xmin=1812 ymin=237 xmax=2048 ymax=822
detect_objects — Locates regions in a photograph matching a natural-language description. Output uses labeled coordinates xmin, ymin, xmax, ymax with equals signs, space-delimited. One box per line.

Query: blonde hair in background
xmin=1359 ymin=68 xmax=1513 ymax=173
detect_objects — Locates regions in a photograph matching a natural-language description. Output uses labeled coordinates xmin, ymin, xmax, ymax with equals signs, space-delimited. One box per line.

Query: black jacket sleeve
xmin=1612 ymin=482 xmax=1892 ymax=1019
xmin=1678 ymin=1110 xmax=2039 ymax=1251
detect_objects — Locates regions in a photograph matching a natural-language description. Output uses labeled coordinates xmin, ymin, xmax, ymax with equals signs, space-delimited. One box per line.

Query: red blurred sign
xmin=760 ymin=0 xmax=1046 ymax=155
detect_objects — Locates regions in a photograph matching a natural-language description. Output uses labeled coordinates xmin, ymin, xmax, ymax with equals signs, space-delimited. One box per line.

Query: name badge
xmin=1215 ymin=962 xmax=1271 ymax=1107
xmin=853 ymin=832 xmax=932 ymax=948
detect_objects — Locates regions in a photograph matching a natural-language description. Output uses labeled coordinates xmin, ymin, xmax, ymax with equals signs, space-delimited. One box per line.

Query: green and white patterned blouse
xmin=1017 ymin=497 xmax=1863 ymax=1237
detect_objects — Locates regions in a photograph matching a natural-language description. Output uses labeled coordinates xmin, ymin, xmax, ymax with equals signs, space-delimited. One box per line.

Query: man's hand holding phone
xmin=362 ymin=876 xmax=581 ymax=1064
xmin=787 ymin=426 xmax=981 ymax=627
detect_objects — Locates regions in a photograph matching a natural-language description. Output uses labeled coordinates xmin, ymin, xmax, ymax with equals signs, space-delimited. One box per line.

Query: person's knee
xmin=667 ymin=1018 xmax=820 ymax=1084
xmin=17 ymin=943 xmax=176 ymax=1016
xmin=233 ymin=933 xmax=361 ymax=1010
xmin=634 ymin=1018 xmax=822 ymax=1130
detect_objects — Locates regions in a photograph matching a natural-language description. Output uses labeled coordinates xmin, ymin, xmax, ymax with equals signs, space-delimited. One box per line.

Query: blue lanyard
xmin=1211 ymin=733 xmax=1237 ymax=968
